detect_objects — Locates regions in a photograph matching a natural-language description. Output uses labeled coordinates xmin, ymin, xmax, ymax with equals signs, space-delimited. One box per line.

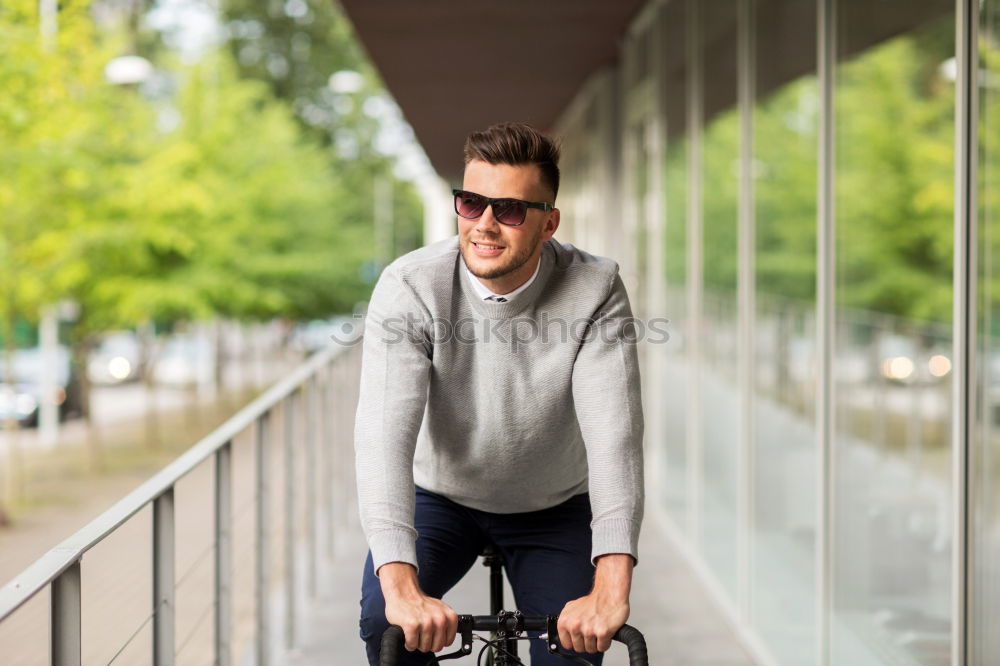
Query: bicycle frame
xmin=481 ymin=544 xmax=519 ymax=664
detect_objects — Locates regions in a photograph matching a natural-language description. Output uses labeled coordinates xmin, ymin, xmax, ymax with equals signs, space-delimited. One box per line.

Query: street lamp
xmin=328 ymin=69 xmax=364 ymax=94
xmin=104 ymin=55 xmax=155 ymax=86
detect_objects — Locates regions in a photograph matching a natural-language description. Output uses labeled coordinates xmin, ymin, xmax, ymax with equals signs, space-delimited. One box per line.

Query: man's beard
xmin=462 ymin=226 xmax=543 ymax=280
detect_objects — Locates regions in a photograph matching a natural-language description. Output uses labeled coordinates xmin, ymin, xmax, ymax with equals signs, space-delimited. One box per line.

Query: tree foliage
xmin=1 ymin=0 xmax=150 ymax=340
xmin=835 ymin=28 xmax=954 ymax=323
xmin=690 ymin=22 xmax=956 ymax=324
xmin=1 ymin=0 xmax=423 ymax=353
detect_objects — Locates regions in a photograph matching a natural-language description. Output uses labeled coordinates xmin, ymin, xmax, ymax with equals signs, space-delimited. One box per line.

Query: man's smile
xmin=471 ymin=240 xmax=506 ymax=256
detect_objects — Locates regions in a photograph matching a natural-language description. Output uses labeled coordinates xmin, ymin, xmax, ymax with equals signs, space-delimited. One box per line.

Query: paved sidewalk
xmin=282 ymin=513 xmax=758 ymax=666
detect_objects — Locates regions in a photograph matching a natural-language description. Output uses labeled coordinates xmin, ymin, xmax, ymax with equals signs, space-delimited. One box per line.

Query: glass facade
xmin=833 ymin=3 xmax=955 ymax=664
xmin=752 ymin=0 xmax=819 ymax=662
xmin=661 ymin=0 xmax=690 ymax=529
xmin=700 ymin=0 xmax=742 ymax=598
xmin=558 ymin=0 xmax=997 ymax=663
xmin=975 ymin=0 xmax=1000 ymax=663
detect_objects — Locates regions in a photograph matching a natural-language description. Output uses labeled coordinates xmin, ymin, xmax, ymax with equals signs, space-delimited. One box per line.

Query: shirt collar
xmin=462 ymin=256 xmax=542 ymax=304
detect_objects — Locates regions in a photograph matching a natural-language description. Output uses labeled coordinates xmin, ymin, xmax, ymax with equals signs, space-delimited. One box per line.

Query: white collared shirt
xmin=463 ymin=257 xmax=541 ymax=303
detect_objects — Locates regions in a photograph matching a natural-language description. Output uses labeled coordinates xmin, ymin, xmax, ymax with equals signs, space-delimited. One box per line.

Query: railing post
xmin=255 ymin=412 xmax=271 ymax=666
xmin=283 ymin=394 xmax=297 ymax=650
xmin=325 ymin=362 xmax=336 ymax=559
xmin=335 ymin=360 xmax=348 ymax=549
xmin=51 ymin=561 xmax=81 ymax=666
xmin=305 ymin=378 xmax=317 ymax=598
xmin=153 ymin=488 xmax=176 ymax=666
xmin=215 ymin=441 xmax=233 ymax=666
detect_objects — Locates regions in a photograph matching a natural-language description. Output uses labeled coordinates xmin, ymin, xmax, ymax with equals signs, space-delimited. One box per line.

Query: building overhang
xmin=339 ymin=0 xmax=646 ymax=184
xmin=341 ymin=0 xmax=951 ymax=183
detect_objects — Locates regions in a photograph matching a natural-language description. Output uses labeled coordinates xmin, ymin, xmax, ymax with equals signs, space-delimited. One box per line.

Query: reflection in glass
xmin=833 ymin=2 xmax=954 ymax=664
xmin=973 ymin=1 xmax=1000 ymax=663
xmin=751 ymin=1 xmax=818 ymax=661
xmin=662 ymin=0 xmax=689 ymax=530
xmin=700 ymin=0 xmax=740 ymax=596
xmin=631 ymin=120 xmax=651 ymax=318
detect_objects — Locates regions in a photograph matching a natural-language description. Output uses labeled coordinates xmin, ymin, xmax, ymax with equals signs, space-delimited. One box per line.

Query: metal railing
xmin=0 ymin=339 xmax=362 ymax=665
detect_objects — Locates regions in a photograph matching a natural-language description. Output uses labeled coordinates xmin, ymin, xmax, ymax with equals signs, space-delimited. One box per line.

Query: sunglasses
xmin=453 ymin=189 xmax=553 ymax=227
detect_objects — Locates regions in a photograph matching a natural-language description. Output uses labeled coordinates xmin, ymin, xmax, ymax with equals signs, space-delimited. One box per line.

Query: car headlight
xmin=108 ymin=356 xmax=132 ymax=380
xmin=928 ymin=354 xmax=951 ymax=378
xmin=881 ymin=356 xmax=915 ymax=380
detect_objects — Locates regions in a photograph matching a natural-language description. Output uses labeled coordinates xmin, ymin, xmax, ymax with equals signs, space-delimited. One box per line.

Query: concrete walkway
xmin=281 ymin=511 xmax=758 ymax=666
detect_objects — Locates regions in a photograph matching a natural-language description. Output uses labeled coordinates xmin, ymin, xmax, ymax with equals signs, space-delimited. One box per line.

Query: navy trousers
xmin=359 ymin=486 xmax=603 ymax=665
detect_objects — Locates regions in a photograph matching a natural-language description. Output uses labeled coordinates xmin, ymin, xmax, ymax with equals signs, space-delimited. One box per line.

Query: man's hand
xmin=557 ymin=554 xmax=634 ymax=654
xmin=379 ymin=562 xmax=459 ymax=653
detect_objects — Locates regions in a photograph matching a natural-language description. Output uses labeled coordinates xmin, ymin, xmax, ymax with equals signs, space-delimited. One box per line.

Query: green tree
xmin=687 ymin=24 xmax=955 ymax=323
xmin=836 ymin=30 xmax=955 ymax=323
xmin=220 ymin=0 xmax=425 ymax=267
xmin=0 ymin=0 xmax=152 ymax=377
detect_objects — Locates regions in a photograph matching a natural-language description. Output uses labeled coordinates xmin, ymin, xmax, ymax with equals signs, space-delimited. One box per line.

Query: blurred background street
xmin=4 ymin=0 xmax=1000 ymax=664
xmin=0 ymin=324 xmax=297 ymax=574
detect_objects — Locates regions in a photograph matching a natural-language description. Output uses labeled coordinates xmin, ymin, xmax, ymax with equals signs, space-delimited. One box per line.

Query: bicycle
xmin=378 ymin=545 xmax=649 ymax=666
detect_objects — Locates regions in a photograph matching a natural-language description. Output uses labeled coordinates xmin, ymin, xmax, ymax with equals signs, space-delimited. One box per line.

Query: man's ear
xmin=542 ymin=208 xmax=560 ymax=241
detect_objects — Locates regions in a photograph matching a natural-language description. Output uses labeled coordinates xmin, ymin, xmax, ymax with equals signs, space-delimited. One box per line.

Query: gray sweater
xmin=355 ymin=236 xmax=644 ymax=573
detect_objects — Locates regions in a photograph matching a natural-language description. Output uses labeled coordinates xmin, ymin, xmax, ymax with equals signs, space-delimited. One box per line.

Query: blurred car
xmin=290 ymin=316 xmax=362 ymax=353
xmin=87 ymin=331 xmax=142 ymax=386
xmin=289 ymin=319 xmax=336 ymax=353
xmin=877 ymin=333 xmax=951 ymax=385
xmin=151 ymin=335 xmax=213 ymax=387
xmin=0 ymin=346 xmax=81 ymax=427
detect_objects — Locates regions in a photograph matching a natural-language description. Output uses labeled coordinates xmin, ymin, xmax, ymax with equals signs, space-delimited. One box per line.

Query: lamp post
xmin=38 ymin=300 xmax=78 ymax=448
xmin=38 ymin=306 xmax=59 ymax=447
xmin=39 ymin=0 xmax=57 ymax=50
xmin=329 ymin=70 xmax=398 ymax=269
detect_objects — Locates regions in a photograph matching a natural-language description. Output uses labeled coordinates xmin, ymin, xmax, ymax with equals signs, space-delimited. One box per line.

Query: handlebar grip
xmin=612 ymin=624 xmax=648 ymax=666
xmin=379 ymin=625 xmax=405 ymax=666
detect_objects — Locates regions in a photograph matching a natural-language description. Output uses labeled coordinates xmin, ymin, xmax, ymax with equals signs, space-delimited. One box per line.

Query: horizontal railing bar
xmin=0 ymin=339 xmax=356 ymax=622
xmin=106 ymin=604 xmax=156 ymax=665
xmin=176 ymin=596 xmax=215 ymax=660
xmin=174 ymin=539 xmax=215 ymax=590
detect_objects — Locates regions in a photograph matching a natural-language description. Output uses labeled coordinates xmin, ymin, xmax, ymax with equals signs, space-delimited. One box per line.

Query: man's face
xmin=458 ymin=160 xmax=559 ymax=283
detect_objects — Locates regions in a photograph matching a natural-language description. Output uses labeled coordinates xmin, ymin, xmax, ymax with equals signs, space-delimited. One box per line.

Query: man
xmin=356 ymin=122 xmax=644 ymax=665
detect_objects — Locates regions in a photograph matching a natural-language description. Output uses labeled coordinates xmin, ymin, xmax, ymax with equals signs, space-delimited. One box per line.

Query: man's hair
xmin=463 ymin=122 xmax=561 ymax=200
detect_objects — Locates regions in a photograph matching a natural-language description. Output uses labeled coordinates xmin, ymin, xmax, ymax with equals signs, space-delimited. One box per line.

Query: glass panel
xmin=632 ymin=120 xmax=651 ymax=319
xmin=973 ymin=1 xmax=1000 ymax=663
xmin=833 ymin=2 xmax=955 ymax=664
xmin=751 ymin=0 xmax=819 ymax=662
xmin=624 ymin=26 xmax=653 ymax=320
xmin=662 ymin=0 xmax=689 ymax=528
xmin=700 ymin=0 xmax=740 ymax=596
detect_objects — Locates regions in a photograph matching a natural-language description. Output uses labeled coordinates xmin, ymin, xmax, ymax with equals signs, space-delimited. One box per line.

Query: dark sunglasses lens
xmin=455 ymin=192 xmax=487 ymax=219
xmin=493 ymin=199 xmax=527 ymax=226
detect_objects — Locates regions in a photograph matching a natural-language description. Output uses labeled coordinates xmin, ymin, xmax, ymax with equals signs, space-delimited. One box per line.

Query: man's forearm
xmin=572 ymin=273 xmax=645 ymax=562
xmin=379 ymin=561 xmax=460 ymax=653
xmin=378 ymin=561 xmax=422 ymax=600
xmin=557 ymin=553 xmax=633 ymax=653
xmin=592 ymin=553 xmax=634 ymax=603
xmin=355 ymin=267 xmax=431 ymax=571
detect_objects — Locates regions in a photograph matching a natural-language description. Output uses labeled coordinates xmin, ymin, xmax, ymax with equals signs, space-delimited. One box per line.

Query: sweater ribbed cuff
xmin=369 ymin=529 xmax=419 ymax=575
xmin=591 ymin=517 xmax=640 ymax=566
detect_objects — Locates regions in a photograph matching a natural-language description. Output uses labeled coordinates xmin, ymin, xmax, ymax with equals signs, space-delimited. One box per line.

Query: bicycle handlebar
xmin=610 ymin=623 xmax=648 ymax=666
xmin=378 ymin=625 xmax=404 ymax=666
xmin=379 ymin=614 xmax=648 ymax=666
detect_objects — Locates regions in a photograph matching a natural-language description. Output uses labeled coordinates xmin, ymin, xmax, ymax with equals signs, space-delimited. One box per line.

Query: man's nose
xmin=474 ymin=204 xmax=501 ymax=232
